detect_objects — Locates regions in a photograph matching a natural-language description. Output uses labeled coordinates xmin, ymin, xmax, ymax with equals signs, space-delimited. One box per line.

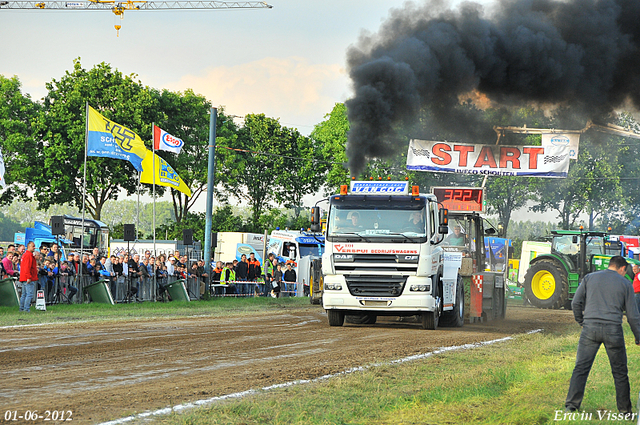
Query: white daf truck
xmin=311 ymin=181 xmax=462 ymax=330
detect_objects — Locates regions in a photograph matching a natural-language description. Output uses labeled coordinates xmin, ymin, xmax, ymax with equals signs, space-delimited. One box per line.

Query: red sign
xmin=432 ymin=187 xmax=485 ymax=212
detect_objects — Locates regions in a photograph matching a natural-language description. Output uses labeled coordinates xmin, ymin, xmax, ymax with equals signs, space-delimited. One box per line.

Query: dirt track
xmin=0 ymin=305 xmax=576 ymax=424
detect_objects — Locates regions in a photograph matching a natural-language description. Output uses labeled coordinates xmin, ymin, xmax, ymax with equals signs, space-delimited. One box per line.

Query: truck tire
xmin=345 ymin=314 xmax=377 ymax=324
xmin=327 ymin=310 xmax=345 ymax=326
xmin=421 ymin=311 xmax=438 ymax=330
xmin=524 ymin=258 xmax=568 ymax=309
xmin=440 ymin=276 xmax=464 ymax=327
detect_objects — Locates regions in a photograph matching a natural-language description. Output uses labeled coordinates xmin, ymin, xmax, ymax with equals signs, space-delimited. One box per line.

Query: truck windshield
xmin=327 ymin=204 xmax=427 ymax=242
xmin=299 ymin=244 xmax=323 ymax=257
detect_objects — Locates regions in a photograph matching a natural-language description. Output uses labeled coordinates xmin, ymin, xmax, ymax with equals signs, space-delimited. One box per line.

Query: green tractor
xmin=524 ymin=230 xmax=640 ymax=309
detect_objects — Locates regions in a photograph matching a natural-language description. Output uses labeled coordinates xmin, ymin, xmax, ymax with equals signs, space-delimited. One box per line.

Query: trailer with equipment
xmin=431 ymin=187 xmax=507 ymax=322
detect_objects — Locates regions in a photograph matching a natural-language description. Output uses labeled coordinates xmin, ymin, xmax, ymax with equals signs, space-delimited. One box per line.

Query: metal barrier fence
xmin=206 ymin=280 xmax=303 ymax=298
xmin=15 ymin=275 xmax=307 ymax=305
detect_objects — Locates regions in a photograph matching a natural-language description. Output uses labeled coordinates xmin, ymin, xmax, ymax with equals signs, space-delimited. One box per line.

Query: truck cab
xmin=315 ymin=181 xmax=457 ymax=330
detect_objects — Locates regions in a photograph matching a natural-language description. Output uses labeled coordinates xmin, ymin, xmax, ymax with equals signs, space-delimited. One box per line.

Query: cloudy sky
xmin=1 ymin=0 xmax=562 ymax=221
xmin=0 ymin=0 xmax=417 ymax=135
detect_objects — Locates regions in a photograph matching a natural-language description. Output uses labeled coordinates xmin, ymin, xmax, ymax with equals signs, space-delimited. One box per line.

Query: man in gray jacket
xmin=566 ymin=256 xmax=640 ymax=414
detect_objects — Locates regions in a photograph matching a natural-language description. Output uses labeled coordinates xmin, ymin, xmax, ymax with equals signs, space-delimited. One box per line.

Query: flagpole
xmin=80 ymin=102 xmax=89 ymax=286
xmin=136 ymin=170 xmax=141 ymax=242
xmin=152 ymin=123 xmax=157 ymax=300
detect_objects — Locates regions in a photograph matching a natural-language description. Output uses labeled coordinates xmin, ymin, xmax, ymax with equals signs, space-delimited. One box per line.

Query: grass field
xmin=0 ymin=297 xmax=310 ymax=327
xmin=141 ymin=320 xmax=640 ymax=425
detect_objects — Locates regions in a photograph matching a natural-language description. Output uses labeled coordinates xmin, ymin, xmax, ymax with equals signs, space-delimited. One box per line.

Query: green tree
xmin=156 ymin=205 xmax=244 ymax=242
xmin=148 ymin=90 xmax=238 ymax=223
xmin=600 ymin=113 xmax=640 ymax=234
xmin=0 ymin=211 xmax=23 ymax=241
xmin=18 ymin=59 xmax=159 ymax=220
xmin=311 ymin=103 xmax=350 ymax=194
xmin=0 ymin=75 xmax=41 ymax=206
xmin=312 ymin=103 xmax=429 ymax=194
xmin=485 ymin=176 xmax=538 ymax=236
xmin=531 ymin=133 xmax=623 ymax=230
xmin=273 ymin=129 xmax=324 ymax=218
xmin=221 ymin=114 xmax=305 ymax=225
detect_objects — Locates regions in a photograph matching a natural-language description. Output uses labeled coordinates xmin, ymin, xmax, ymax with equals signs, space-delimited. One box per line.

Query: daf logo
xmin=405 ymin=255 xmax=419 ymax=261
xmin=334 ymin=254 xmax=354 ymax=261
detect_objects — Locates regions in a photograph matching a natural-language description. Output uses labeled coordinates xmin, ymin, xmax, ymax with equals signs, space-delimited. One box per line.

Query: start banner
xmin=406 ymin=139 xmax=570 ymax=178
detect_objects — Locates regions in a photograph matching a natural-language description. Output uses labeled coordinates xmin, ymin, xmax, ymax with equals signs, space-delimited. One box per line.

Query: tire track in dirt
xmin=0 ymin=306 xmax=574 ymax=423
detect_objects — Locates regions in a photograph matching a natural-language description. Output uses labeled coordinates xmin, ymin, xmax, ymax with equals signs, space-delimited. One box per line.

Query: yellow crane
xmin=0 ymin=0 xmax=273 ymax=36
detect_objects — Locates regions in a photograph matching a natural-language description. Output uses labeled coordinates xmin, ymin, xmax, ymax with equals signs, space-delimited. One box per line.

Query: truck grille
xmin=345 ymin=275 xmax=407 ymax=297
xmin=334 ymin=254 xmax=418 ymax=273
xmin=348 ymin=254 xmax=398 ymax=263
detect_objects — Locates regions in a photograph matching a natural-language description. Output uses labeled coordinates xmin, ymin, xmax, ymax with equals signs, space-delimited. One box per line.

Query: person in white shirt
xmin=166 ymin=256 xmax=175 ymax=277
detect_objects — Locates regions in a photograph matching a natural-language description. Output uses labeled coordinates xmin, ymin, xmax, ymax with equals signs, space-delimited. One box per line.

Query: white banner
xmin=541 ymin=133 xmax=580 ymax=159
xmin=407 ymin=139 xmax=570 ymax=178
xmin=0 ymin=147 xmax=5 ymax=189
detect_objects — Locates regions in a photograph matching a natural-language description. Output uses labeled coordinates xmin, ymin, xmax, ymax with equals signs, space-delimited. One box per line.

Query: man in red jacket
xmin=19 ymin=242 xmax=38 ymax=312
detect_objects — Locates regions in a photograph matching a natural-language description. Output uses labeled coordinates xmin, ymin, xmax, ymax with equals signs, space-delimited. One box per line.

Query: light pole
xmin=203 ymin=107 xmax=217 ymax=290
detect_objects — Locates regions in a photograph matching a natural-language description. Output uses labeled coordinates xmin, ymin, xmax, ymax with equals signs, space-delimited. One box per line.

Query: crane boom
xmin=0 ymin=0 xmax=272 ymax=35
xmin=0 ymin=1 xmax=273 ymax=10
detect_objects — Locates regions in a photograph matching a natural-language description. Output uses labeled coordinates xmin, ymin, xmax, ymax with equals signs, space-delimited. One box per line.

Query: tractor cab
xmin=550 ymin=231 xmax=606 ymax=278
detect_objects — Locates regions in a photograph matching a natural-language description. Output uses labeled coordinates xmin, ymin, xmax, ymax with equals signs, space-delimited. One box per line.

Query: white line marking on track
xmin=97 ymin=328 xmax=544 ymax=425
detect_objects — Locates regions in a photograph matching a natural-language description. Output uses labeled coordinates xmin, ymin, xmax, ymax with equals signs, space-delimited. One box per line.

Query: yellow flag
xmin=140 ymin=150 xmax=192 ymax=197
xmin=87 ymin=106 xmax=148 ymax=171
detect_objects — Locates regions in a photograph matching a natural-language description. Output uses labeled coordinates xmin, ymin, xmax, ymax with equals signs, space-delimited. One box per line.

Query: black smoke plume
xmin=345 ymin=0 xmax=640 ymax=176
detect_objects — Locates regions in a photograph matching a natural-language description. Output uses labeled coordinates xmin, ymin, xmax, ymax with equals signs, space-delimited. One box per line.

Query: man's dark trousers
xmin=566 ymin=322 xmax=632 ymax=412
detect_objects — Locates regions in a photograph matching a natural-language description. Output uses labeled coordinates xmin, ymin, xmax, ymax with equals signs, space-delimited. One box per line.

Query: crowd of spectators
xmin=212 ymin=252 xmax=298 ymax=298
xmin=1 ymin=244 xmax=301 ymax=309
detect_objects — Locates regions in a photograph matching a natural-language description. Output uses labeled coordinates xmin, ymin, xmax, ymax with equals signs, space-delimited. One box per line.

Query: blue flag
xmin=87 ymin=106 xmax=148 ymax=171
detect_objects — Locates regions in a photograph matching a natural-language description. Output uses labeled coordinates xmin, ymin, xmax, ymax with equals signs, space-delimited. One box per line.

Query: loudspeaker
xmin=183 ymin=229 xmax=193 ymax=246
xmin=211 ymin=232 xmax=218 ymax=248
xmin=123 ymin=224 xmax=136 ymax=241
xmin=51 ymin=216 xmax=65 ymax=236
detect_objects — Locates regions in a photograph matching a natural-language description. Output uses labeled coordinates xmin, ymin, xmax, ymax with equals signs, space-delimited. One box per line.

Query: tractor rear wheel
xmin=524 ymin=258 xmax=569 ymax=309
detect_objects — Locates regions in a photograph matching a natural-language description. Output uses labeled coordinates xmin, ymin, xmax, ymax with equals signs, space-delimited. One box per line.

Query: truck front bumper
xmin=322 ymin=274 xmax=437 ymax=313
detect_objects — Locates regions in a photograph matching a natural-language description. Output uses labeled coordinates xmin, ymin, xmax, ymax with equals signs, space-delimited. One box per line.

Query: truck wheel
xmin=440 ymin=276 xmax=464 ymax=327
xmin=421 ymin=311 xmax=438 ymax=330
xmin=327 ymin=310 xmax=345 ymax=326
xmin=345 ymin=314 xmax=377 ymax=324
xmin=524 ymin=259 xmax=568 ymax=309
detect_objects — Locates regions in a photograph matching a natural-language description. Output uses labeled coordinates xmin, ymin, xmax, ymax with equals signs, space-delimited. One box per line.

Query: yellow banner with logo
xmin=140 ymin=150 xmax=192 ymax=197
xmin=87 ymin=106 xmax=148 ymax=171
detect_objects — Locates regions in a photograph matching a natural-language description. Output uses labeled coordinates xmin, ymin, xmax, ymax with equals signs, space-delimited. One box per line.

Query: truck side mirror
xmin=572 ymin=236 xmax=578 ymax=244
xmin=438 ymin=208 xmax=449 ymax=234
xmin=310 ymin=207 xmax=321 ymax=232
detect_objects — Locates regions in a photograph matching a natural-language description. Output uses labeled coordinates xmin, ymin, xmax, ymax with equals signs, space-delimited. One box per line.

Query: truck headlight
xmin=325 ymin=283 xmax=343 ymax=291
xmin=410 ymin=284 xmax=430 ymax=292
